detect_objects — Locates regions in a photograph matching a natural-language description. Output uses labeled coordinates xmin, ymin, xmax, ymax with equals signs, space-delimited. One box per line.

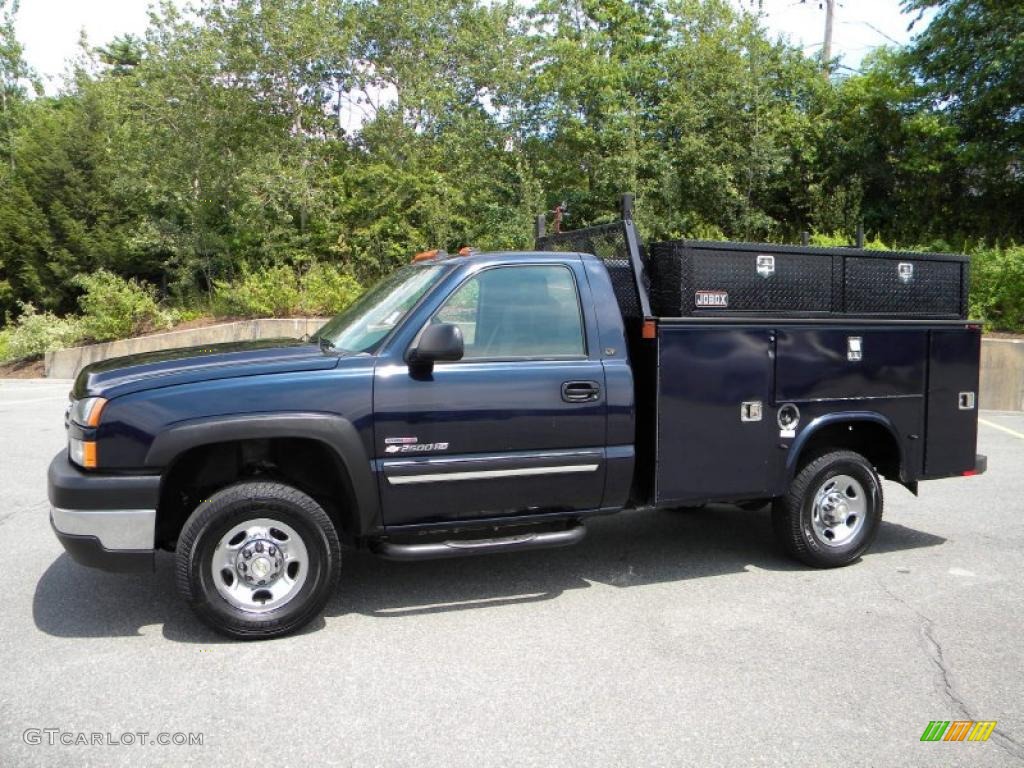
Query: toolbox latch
xmin=741 ymin=401 xmax=763 ymax=422
xmin=847 ymin=336 xmax=863 ymax=362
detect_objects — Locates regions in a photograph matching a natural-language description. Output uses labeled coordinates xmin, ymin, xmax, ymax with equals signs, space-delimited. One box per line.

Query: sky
xmin=14 ymin=0 xmax=934 ymax=96
xmin=735 ymin=0 xmax=935 ymax=72
xmin=15 ymin=0 xmax=153 ymax=94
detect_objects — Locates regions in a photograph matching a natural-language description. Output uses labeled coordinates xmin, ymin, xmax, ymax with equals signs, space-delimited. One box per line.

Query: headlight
xmin=69 ymin=397 xmax=107 ymax=427
xmin=68 ymin=397 xmax=106 ymax=469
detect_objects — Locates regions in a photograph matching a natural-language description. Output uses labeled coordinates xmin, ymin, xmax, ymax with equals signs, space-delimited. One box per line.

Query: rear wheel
xmin=175 ymin=480 xmax=341 ymax=640
xmin=772 ymin=450 xmax=883 ymax=568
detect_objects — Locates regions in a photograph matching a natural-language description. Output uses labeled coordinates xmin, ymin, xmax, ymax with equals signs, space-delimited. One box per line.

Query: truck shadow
xmin=32 ymin=505 xmax=945 ymax=643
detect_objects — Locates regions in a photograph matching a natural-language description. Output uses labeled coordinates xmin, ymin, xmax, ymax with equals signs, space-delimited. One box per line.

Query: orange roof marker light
xmin=458 ymin=246 xmax=479 ymax=257
xmin=412 ymin=249 xmax=442 ymax=263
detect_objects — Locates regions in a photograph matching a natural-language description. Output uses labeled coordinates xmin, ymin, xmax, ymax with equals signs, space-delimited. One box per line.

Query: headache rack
xmin=535 ymin=194 xmax=970 ymax=322
xmin=534 ymin=194 xmax=652 ymax=321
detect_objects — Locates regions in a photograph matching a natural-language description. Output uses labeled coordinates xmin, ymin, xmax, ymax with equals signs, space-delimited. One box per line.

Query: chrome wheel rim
xmin=810 ymin=474 xmax=867 ymax=547
xmin=212 ymin=518 xmax=309 ymax=613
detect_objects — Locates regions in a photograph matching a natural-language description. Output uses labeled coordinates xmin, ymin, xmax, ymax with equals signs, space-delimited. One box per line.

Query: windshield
xmin=313 ymin=264 xmax=445 ymax=354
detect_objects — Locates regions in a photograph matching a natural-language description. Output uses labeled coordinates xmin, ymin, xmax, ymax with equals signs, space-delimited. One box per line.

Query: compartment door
xmin=925 ymin=329 xmax=981 ymax=476
xmin=655 ymin=327 xmax=776 ymax=504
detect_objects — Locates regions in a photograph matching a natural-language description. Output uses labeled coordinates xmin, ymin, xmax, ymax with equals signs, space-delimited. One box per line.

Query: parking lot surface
xmin=1 ymin=377 xmax=1022 ymax=767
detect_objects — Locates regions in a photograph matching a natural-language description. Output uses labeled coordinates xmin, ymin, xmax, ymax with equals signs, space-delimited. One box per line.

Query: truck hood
xmin=71 ymin=338 xmax=340 ymax=399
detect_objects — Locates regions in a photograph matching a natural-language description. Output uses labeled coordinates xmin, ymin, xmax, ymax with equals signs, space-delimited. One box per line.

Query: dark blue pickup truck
xmin=48 ymin=196 xmax=986 ymax=638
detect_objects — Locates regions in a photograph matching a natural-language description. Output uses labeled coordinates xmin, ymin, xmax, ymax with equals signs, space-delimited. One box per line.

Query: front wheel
xmin=772 ymin=450 xmax=883 ymax=568
xmin=175 ymin=481 xmax=341 ymax=639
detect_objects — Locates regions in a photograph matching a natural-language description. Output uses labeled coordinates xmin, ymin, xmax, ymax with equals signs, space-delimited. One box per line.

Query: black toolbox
xmin=649 ymin=240 xmax=969 ymax=319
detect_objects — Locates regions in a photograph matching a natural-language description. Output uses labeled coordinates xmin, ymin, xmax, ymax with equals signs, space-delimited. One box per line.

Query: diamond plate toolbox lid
xmin=649 ymin=239 xmax=968 ymax=319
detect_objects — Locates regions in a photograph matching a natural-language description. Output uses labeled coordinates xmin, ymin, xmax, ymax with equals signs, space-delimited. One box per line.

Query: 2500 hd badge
xmin=384 ymin=437 xmax=450 ymax=454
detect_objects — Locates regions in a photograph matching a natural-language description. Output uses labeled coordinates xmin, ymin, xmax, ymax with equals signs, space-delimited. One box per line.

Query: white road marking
xmin=979 ymin=417 xmax=1024 ymax=441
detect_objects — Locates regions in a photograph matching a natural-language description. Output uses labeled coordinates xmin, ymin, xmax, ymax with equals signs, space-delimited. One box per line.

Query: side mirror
xmin=410 ymin=323 xmax=464 ymax=366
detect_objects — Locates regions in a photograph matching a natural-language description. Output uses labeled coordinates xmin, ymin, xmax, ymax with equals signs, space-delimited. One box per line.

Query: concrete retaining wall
xmin=44 ymin=322 xmax=1024 ymax=411
xmin=45 ymin=318 xmax=326 ymax=379
xmin=980 ymin=337 xmax=1024 ymax=412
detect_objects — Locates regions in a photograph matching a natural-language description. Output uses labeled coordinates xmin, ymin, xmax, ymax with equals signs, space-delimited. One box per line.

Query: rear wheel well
xmin=156 ymin=438 xmax=357 ymax=550
xmin=795 ymin=421 xmax=902 ymax=481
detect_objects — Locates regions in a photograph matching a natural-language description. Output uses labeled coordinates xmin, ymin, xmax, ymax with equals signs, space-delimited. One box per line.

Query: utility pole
xmin=822 ymin=0 xmax=836 ymax=74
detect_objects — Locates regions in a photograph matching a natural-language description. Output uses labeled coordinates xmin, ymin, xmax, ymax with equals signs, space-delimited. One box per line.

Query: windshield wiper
xmin=317 ymin=336 xmax=335 ymax=352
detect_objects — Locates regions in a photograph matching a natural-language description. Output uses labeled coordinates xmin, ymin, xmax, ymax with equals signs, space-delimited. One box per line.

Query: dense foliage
xmin=0 ymin=0 xmax=1022 ymax=360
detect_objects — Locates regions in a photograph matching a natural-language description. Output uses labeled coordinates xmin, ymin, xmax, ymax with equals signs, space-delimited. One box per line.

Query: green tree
xmin=0 ymin=0 xmax=39 ymax=170
xmin=903 ymin=0 xmax=1024 ymax=239
xmin=811 ymin=48 xmax=959 ymax=243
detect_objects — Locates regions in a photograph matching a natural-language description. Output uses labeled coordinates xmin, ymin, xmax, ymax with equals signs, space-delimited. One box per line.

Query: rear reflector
xmin=962 ymin=469 xmax=978 ymax=477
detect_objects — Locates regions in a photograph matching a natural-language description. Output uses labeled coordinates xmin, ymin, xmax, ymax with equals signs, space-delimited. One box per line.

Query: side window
xmin=434 ymin=266 xmax=586 ymax=360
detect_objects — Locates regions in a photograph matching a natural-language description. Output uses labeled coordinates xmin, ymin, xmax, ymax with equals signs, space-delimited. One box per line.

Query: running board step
xmin=370 ymin=522 xmax=586 ymax=561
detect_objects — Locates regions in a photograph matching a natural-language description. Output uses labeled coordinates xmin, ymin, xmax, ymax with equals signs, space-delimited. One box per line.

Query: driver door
xmin=373 ymin=263 xmax=608 ymax=526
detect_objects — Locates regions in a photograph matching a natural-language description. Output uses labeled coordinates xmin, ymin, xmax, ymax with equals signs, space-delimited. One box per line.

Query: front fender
xmin=145 ymin=412 xmax=381 ymax=535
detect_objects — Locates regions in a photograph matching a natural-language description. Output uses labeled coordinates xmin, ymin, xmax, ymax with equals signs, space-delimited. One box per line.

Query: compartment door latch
xmin=847 ymin=336 xmax=863 ymax=362
xmin=958 ymin=392 xmax=976 ymax=410
xmin=756 ymin=254 xmax=775 ymax=278
xmin=741 ymin=401 xmax=763 ymax=422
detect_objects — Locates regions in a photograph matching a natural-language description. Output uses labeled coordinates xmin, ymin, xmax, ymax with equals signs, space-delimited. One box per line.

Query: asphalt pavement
xmin=1 ymin=377 xmax=1022 ymax=767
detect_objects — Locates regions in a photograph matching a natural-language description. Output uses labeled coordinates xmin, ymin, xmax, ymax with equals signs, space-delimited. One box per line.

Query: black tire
xmin=175 ymin=480 xmax=341 ymax=640
xmin=772 ymin=450 xmax=883 ymax=568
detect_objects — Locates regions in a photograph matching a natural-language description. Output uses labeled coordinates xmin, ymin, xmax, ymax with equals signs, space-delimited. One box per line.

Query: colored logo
xmin=920 ymin=721 xmax=997 ymax=742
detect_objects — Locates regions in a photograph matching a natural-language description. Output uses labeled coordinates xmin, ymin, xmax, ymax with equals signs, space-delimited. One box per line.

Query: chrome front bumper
xmin=50 ymin=507 xmax=156 ymax=550
xmin=47 ymin=451 xmax=160 ymax=572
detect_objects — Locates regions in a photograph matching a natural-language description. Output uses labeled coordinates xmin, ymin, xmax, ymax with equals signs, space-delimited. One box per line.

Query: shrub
xmin=73 ymin=270 xmax=171 ymax=341
xmin=969 ymin=245 xmax=1024 ymax=332
xmin=0 ymin=303 xmax=85 ymax=362
xmin=213 ymin=265 xmax=301 ymax=318
xmin=298 ymin=263 xmax=362 ymax=316
xmin=214 ymin=262 xmax=362 ymax=318
xmin=810 ymin=232 xmax=889 ymax=250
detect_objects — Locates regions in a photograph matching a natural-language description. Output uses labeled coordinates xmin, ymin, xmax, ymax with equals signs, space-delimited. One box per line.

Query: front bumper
xmin=47 ymin=451 xmax=160 ymax=572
